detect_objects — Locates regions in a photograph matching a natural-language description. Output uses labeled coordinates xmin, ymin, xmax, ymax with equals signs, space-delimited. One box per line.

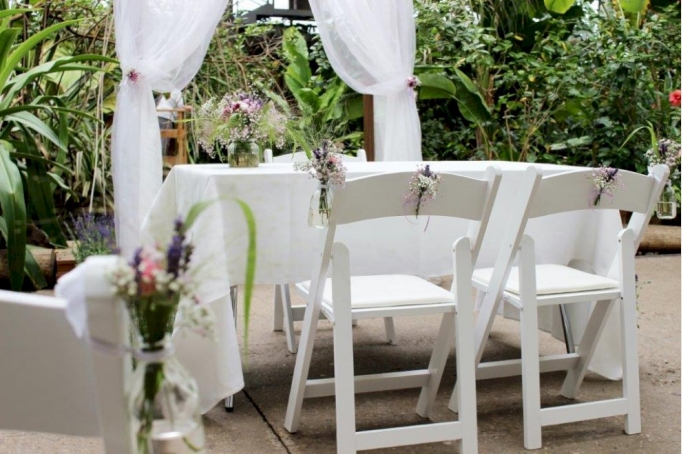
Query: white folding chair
xmin=284 ymin=167 xmax=502 ymax=453
xmin=451 ymin=165 xmax=670 ymax=449
xmin=264 ymin=148 xmax=395 ymax=354
xmin=0 ymin=256 xmax=134 ymax=453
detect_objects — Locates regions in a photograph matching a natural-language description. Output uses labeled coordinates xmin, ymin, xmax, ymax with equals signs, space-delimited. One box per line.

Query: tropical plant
xmin=0 ymin=1 xmax=114 ymax=290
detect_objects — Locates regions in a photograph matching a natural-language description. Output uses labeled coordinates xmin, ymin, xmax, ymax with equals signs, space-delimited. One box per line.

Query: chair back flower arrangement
xmin=196 ymin=91 xmax=287 ymax=159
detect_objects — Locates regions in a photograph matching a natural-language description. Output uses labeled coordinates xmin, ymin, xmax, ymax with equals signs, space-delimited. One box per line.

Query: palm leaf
xmin=0 ymin=142 xmax=26 ymax=290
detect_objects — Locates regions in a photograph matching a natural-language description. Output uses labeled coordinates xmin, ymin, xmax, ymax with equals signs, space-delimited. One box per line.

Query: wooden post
xmin=363 ymin=94 xmax=375 ymax=161
xmin=160 ymin=107 xmax=191 ymax=171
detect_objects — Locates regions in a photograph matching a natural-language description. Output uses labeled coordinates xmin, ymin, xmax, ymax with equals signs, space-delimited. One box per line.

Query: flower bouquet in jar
xmin=294 ymin=140 xmax=347 ymax=228
xmin=196 ymin=91 xmax=287 ymax=167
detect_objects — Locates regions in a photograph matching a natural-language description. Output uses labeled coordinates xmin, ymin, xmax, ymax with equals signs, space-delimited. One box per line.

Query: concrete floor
xmin=1 ymin=255 xmax=679 ymax=453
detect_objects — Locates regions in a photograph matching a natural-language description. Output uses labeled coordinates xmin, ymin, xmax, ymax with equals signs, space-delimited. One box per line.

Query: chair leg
xmin=416 ymin=312 xmax=455 ymax=417
xmin=330 ymin=242 xmax=357 ymax=453
xmin=383 ymin=317 xmax=396 ymax=344
xmin=455 ymin=302 xmax=478 ymax=454
xmin=560 ymin=299 xmax=616 ymax=399
xmin=621 ymin=293 xmax=642 ymax=434
xmin=284 ymin=296 xmax=322 ymax=432
xmin=333 ymin=298 xmax=357 ymax=453
xmin=520 ymin=305 xmax=542 ymax=450
xmin=517 ymin=235 xmax=542 ymax=450
xmin=273 ymin=284 xmax=284 ymax=331
xmin=281 ymin=285 xmax=298 ymax=354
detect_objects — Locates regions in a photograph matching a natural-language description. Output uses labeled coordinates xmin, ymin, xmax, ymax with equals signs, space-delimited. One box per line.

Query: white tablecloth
xmin=143 ymin=161 xmax=625 ymax=409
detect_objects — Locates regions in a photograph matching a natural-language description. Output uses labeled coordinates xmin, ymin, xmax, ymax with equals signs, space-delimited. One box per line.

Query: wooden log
xmin=0 ymin=248 xmax=56 ymax=289
xmin=56 ymin=246 xmax=77 ymax=280
xmin=639 ymin=225 xmax=681 ymax=253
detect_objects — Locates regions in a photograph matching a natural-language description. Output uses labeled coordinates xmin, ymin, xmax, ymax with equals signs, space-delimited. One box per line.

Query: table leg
xmin=224 ymin=285 xmax=239 ymax=412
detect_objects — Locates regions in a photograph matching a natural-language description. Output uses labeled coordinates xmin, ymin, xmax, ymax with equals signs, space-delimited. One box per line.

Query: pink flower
xmin=669 ymin=90 xmax=681 ymax=107
xmin=138 ymin=256 xmax=161 ymax=295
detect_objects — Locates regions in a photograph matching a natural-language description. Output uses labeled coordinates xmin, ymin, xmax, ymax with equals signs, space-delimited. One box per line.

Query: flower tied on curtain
xmin=406 ymin=75 xmax=421 ymax=100
xmin=591 ymin=166 xmax=623 ymax=207
xmin=404 ymin=165 xmax=441 ymax=230
xmin=125 ymin=68 xmax=141 ymax=85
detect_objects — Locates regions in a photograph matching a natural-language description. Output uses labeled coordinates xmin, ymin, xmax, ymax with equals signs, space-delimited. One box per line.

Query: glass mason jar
xmin=656 ymin=181 xmax=677 ymax=220
xmin=129 ymin=336 xmax=205 ymax=454
xmin=227 ymin=141 xmax=260 ymax=168
xmin=308 ymin=184 xmax=333 ymax=229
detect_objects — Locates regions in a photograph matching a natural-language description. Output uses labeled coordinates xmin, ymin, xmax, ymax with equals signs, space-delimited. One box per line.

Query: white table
xmin=143 ymin=161 xmax=625 ymax=412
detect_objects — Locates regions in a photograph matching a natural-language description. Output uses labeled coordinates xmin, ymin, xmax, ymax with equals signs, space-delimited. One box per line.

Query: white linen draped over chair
xmin=112 ymin=0 xmax=228 ymax=256
xmin=0 ymin=256 xmax=134 ymax=453
xmin=284 ymin=168 xmax=503 ymax=453
xmin=451 ymin=165 xmax=669 ymax=449
xmin=264 ymin=148 xmax=398 ymax=353
xmin=309 ymin=0 xmax=421 ymax=161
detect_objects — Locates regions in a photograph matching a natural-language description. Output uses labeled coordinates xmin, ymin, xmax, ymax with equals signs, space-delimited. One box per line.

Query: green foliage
xmin=414 ymin=0 xmax=681 ymax=170
xmin=0 ymin=2 xmax=114 ymax=289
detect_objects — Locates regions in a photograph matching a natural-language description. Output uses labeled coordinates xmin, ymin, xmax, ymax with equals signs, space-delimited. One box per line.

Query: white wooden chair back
xmin=0 ymin=256 xmax=133 ymax=453
xmin=264 ymin=148 xmax=367 ymax=163
xmin=528 ymin=164 xmax=669 ymax=252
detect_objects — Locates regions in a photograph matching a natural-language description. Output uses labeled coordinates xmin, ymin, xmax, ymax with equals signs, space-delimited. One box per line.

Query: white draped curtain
xmin=112 ymin=0 xmax=228 ymax=256
xmin=309 ymin=0 xmax=421 ymax=161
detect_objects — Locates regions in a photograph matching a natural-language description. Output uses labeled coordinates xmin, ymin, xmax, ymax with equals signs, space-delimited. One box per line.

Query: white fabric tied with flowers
xmin=309 ymin=0 xmax=421 ymax=161
xmin=112 ymin=0 xmax=228 ymax=257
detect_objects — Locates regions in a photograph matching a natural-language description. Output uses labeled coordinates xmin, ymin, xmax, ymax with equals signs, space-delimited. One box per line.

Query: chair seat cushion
xmin=472 ymin=264 xmax=619 ymax=295
xmin=298 ymin=275 xmax=454 ymax=308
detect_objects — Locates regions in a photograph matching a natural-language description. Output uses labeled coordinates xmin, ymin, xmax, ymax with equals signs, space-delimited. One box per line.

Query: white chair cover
xmin=112 ymin=0 xmax=228 ymax=256
xmin=309 ymin=0 xmax=421 ymax=161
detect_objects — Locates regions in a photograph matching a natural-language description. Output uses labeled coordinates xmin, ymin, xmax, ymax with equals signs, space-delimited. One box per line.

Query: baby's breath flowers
xmin=591 ymin=166 xmax=623 ymax=207
xmin=404 ymin=165 xmax=442 ymax=218
xmin=196 ymin=91 xmax=287 ymax=159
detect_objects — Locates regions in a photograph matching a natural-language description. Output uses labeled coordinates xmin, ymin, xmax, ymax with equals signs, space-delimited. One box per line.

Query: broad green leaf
xmin=544 ymin=0 xmax=576 ymax=14
xmin=0 ymin=142 xmax=27 ymax=290
xmin=344 ymin=95 xmax=364 ymax=121
xmin=0 ymin=19 xmax=80 ymax=90
xmin=0 ymin=28 xmax=19 ymax=72
xmin=619 ymin=0 xmax=650 ymax=14
xmin=452 ymin=69 xmax=491 ymax=124
xmin=283 ymin=27 xmax=309 ymax=62
xmin=292 ymin=87 xmax=321 ymax=115
xmin=22 ymin=137 xmax=67 ymax=247
xmin=3 ymin=111 xmax=66 ymax=151
xmin=8 ymin=151 xmax=73 ymax=174
xmin=418 ymin=73 xmax=457 ymax=100
xmin=24 ymin=245 xmax=47 ymax=289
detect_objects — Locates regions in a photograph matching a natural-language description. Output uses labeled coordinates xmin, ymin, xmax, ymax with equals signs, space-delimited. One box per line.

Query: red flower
xmin=669 ymin=89 xmax=681 ymax=107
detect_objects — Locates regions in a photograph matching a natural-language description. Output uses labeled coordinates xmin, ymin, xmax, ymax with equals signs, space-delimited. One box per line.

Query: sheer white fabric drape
xmin=112 ymin=0 xmax=228 ymax=256
xmin=309 ymin=0 xmax=421 ymax=161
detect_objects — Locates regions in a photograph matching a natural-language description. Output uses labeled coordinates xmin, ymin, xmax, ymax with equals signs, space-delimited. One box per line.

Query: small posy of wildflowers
xmin=70 ymin=213 xmax=116 ymax=264
xmin=108 ymin=215 xmax=215 ymax=341
xmin=293 ymin=140 xmax=347 ymax=187
xmin=645 ymin=138 xmax=681 ymax=184
xmin=591 ymin=166 xmax=624 ymax=207
xmin=196 ymin=91 xmax=287 ymax=159
xmin=404 ymin=165 xmax=442 ymax=218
